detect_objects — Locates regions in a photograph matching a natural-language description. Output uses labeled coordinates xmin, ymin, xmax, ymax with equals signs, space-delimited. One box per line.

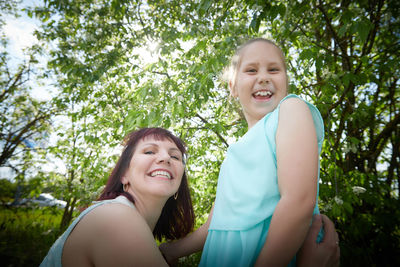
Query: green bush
xmin=0 ymin=179 xmax=17 ymax=205
xmin=0 ymin=205 xmax=63 ymax=266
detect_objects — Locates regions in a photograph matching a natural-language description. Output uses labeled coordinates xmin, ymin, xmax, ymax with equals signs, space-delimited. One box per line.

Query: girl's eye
xmin=144 ymin=151 xmax=154 ymax=155
xmin=269 ymin=68 xmax=279 ymax=72
xmin=246 ymin=68 xmax=257 ymax=73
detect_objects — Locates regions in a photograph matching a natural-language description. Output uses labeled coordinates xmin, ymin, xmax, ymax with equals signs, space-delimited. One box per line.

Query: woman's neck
xmin=129 ymin=193 xmax=167 ymax=231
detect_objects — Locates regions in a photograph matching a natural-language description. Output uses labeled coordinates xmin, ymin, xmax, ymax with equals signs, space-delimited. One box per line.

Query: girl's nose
xmin=258 ymin=70 xmax=270 ymax=84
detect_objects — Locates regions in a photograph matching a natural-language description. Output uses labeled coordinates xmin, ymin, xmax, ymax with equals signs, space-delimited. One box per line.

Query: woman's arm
xmin=159 ymin=205 xmax=214 ymax=265
xmin=297 ymin=214 xmax=340 ymax=267
xmin=255 ymin=98 xmax=319 ymax=266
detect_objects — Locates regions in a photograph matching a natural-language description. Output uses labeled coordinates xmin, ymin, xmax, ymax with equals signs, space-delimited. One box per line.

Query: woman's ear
xmin=229 ymin=80 xmax=238 ymax=98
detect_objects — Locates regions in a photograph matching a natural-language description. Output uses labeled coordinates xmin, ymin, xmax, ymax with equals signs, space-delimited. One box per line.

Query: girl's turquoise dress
xmin=199 ymin=94 xmax=324 ymax=267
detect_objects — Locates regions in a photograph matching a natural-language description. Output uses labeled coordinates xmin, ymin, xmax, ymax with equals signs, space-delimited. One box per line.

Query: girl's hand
xmin=159 ymin=242 xmax=179 ymax=267
xmin=297 ymin=214 xmax=340 ymax=267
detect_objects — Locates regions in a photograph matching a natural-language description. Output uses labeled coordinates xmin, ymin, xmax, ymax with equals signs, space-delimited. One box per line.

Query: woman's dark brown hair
xmin=98 ymin=127 xmax=195 ymax=241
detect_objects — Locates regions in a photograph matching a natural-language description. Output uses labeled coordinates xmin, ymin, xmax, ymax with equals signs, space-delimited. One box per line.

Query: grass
xmin=0 ymin=204 xmax=202 ymax=266
xmin=0 ymin=205 xmax=63 ymax=267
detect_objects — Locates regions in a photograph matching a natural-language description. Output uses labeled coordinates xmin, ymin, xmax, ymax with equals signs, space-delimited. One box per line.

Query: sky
xmin=4 ymin=14 xmax=38 ymax=60
xmin=3 ymin=0 xmax=54 ymax=101
xmin=3 ymin=0 xmax=40 ymax=63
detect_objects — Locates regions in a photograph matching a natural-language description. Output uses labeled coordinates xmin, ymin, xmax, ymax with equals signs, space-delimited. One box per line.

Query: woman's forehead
xmin=138 ymin=135 xmax=179 ymax=148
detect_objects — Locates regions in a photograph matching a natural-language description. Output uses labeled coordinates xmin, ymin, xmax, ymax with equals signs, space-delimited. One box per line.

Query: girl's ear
xmin=121 ymin=176 xmax=128 ymax=184
xmin=229 ymin=80 xmax=238 ymax=97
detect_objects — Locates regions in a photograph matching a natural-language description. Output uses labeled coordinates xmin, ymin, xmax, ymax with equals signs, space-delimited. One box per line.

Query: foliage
xmin=0 ymin=44 xmax=54 ymax=169
xmin=0 ymin=178 xmax=16 ymax=204
xmin=43 ymin=111 xmax=117 ymax=231
xmin=0 ymin=205 xmax=63 ymax=266
xmin=0 ymin=3 xmax=61 ymax=216
xmin=1 ymin=0 xmax=397 ymax=265
xmin=0 ymin=3 xmax=56 ymax=183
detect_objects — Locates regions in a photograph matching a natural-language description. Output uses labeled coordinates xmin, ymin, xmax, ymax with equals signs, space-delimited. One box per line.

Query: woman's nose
xmin=157 ymin=151 xmax=171 ymax=164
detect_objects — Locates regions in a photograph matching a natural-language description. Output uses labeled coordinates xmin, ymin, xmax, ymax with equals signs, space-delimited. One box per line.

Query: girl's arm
xmin=255 ymin=98 xmax=319 ymax=266
xmin=159 ymin=205 xmax=214 ymax=264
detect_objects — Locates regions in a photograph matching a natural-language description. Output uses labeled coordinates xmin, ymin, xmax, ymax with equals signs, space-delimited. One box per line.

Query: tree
xmin=44 ymin=99 xmax=119 ymax=231
xmin=30 ymin=0 xmax=399 ymax=264
xmin=0 ymin=3 xmax=57 ymax=205
xmin=0 ymin=50 xmax=54 ymax=169
xmin=0 ymin=178 xmax=16 ymax=204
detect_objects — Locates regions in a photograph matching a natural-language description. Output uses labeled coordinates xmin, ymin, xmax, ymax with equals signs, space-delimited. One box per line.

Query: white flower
xmin=352 ymin=186 xmax=366 ymax=195
xmin=323 ymin=203 xmax=332 ymax=211
xmin=334 ymin=196 xmax=343 ymax=205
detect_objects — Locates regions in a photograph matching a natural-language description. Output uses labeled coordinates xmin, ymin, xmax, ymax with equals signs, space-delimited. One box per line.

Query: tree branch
xmin=195 ymin=113 xmax=228 ymax=148
xmin=317 ymin=0 xmax=351 ymax=70
xmin=368 ymin=112 xmax=400 ymax=160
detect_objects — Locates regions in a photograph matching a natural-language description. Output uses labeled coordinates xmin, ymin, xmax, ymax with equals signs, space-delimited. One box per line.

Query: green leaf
xmin=356 ymin=20 xmax=371 ymax=43
xmin=249 ymin=12 xmax=261 ymax=33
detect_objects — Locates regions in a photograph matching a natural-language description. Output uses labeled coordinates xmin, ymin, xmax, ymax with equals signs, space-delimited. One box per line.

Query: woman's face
xmin=122 ymin=136 xmax=184 ymax=200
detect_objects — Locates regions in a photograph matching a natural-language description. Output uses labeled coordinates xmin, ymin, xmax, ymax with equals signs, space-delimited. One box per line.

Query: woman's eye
xmin=171 ymin=155 xmax=181 ymax=160
xmin=144 ymin=151 xmax=154 ymax=155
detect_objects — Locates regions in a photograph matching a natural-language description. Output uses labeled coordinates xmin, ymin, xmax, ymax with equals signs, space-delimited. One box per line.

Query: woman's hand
xmin=297 ymin=214 xmax=340 ymax=267
xmin=159 ymin=242 xmax=179 ymax=267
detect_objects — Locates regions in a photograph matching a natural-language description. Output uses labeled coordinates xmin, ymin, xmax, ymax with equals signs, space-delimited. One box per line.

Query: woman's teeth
xmin=150 ymin=170 xmax=171 ymax=179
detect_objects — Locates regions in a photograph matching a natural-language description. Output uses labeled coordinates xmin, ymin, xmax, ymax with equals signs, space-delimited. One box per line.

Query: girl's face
xmin=122 ymin=136 xmax=184 ymax=200
xmin=230 ymin=41 xmax=288 ymax=129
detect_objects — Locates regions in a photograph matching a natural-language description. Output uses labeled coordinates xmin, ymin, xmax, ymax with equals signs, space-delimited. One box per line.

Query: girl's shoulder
xmin=279 ymin=95 xmax=310 ymax=113
xmin=277 ymin=94 xmax=324 ymax=142
xmin=278 ymin=94 xmax=305 ymax=107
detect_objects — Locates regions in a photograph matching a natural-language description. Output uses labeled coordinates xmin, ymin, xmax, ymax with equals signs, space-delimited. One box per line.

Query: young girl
xmin=160 ymin=38 xmax=339 ymax=267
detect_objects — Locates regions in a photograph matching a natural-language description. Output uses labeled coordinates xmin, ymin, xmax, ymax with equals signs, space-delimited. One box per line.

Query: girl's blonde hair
xmin=222 ymin=38 xmax=288 ymax=89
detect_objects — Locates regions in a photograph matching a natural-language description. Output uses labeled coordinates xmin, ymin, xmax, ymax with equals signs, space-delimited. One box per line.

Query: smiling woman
xmin=39 ymin=127 xmax=195 ymax=267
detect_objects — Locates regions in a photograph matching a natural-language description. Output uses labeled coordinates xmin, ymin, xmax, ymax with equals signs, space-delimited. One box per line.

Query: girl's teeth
xmin=254 ymin=91 xmax=272 ymax=96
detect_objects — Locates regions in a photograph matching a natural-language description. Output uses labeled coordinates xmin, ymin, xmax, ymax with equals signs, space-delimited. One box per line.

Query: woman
xmin=40 ymin=127 xmax=338 ymax=266
xmin=40 ymin=127 xmax=194 ymax=266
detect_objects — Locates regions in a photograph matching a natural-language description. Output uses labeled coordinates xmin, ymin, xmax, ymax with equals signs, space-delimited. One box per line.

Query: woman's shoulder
xmin=76 ymin=202 xmax=159 ymax=263
xmin=62 ymin=201 xmax=149 ymax=266
xmin=86 ymin=201 xmax=144 ymax=232
xmin=66 ymin=200 xmax=145 ymax=249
